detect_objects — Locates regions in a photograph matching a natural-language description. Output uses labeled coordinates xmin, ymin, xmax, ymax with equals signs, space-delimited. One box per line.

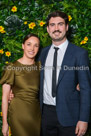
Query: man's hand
xmin=76 ymin=84 xmax=80 ymax=91
xmin=75 ymin=121 xmax=88 ymax=136
xmin=8 ymin=90 xmax=14 ymax=103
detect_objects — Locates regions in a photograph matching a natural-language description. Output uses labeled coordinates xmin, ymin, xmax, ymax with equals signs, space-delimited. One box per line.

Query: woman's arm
xmin=2 ymin=84 xmax=11 ymax=136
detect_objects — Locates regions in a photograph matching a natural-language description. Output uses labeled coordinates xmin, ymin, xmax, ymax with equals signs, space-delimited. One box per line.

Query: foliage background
xmin=0 ymin=0 xmax=91 ymax=135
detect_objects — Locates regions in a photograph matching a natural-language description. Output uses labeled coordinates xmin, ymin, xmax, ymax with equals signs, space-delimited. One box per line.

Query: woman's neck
xmin=18 ymin=56 xmax=35 ymax=65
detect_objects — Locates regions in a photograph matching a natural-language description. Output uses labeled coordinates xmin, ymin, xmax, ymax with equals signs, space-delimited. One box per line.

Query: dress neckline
xmin=16 ymin=60 xmax=36 ymax=66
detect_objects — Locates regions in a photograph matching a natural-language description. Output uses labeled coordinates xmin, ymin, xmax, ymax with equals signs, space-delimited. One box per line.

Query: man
xmin=39 ymin=11 xmax=91 ymax=136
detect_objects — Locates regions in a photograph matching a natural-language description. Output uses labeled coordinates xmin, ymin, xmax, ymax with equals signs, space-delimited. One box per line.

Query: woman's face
xmin=22 ymin=36 xmax=40 ymax=60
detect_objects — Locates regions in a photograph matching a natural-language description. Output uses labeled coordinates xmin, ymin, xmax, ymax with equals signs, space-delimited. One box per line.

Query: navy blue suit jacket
xmin=39 ymin=42 xmax=91 ymax=126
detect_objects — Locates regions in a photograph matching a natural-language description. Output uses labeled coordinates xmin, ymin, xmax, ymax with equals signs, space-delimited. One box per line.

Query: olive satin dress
xmin=0 ymin=61 xmax=41 ymax=136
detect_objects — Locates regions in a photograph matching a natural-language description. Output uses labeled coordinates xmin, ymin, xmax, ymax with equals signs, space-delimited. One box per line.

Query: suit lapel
xmin=41 ymin=46 xmax=51 ymax=66
xmin=57 ymin=43 xmax=73 ymax=85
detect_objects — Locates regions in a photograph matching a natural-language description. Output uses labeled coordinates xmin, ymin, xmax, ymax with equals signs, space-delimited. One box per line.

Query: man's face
xmin=47 ymin=17 xmax=68 ymax=42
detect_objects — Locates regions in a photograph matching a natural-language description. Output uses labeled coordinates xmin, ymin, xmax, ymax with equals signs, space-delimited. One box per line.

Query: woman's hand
xmin=2 ymin=123 xmax=9 ymax=136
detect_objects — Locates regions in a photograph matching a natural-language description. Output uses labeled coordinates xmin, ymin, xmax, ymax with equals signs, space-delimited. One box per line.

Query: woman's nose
xmin=30 ymin=45 xmax=34 ymax=50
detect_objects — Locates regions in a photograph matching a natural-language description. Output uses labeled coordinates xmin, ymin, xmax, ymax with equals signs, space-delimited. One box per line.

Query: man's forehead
xmin=49 ymin=17 xmax=65 ymax=23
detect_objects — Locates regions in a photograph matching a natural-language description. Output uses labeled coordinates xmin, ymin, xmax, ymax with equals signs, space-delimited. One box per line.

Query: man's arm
xmin=76 ymin=50 xmax=91 ymax=136
xmin=8 ymin=90 xmax=14 ymax=103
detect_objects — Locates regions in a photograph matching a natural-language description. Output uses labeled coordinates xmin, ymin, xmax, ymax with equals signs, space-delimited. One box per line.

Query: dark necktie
xmin=52 ymin=47 xmax=59 ymax=97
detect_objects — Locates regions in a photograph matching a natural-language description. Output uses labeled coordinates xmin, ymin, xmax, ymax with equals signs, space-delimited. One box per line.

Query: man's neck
xmin=52 ymin=38 xmax=67 ymax=46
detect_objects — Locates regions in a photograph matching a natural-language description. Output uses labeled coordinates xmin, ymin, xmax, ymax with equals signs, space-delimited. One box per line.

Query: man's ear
xmin=22 ymin=44 xmax=24 ymax=50
xmin=47 ymin=26 xmax=49 ymax=33
xmin=66 ymin=24 xmax=69 ymax=31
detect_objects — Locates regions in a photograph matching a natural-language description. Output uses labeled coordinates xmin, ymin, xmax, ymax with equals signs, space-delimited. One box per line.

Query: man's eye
xmin=50 ymin=24 xmax=55 ymax=26
xmin=59 ymin=23 xmax=64 ymax=26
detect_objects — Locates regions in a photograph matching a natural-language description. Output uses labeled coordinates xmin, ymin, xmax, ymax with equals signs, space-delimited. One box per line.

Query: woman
xmin=0 ymin=34 xmax=41 ymax=136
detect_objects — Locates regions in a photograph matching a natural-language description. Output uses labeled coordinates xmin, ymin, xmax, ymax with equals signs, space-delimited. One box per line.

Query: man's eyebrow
xmin=49 ymin=23 xmax=55 ymax=25
xmin=49 ymin=22 xmax=64 ymax=25
xmin=58 ymin=22 xmax=64 ymax=23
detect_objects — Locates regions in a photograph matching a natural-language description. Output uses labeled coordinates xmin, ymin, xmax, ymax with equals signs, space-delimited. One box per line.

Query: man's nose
xmin=55 ymin=25 xmax=59 ymax=30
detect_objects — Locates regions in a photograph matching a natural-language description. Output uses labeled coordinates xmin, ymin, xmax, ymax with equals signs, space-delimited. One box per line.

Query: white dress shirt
xmin=43 ymin=39 xmax=69 ymax=105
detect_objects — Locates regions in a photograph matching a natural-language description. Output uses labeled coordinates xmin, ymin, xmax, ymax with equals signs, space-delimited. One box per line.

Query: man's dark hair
xmin=46 ymin=11 xmax=68 ymax=26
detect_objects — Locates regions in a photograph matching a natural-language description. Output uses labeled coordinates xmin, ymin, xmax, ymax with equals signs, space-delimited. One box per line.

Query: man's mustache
xmin=53 ymin=30 xmax=61 ymax=34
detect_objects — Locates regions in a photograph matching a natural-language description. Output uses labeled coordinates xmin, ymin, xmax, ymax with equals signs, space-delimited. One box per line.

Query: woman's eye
xmin=27 ymin=44 xmax=31 ymax=46
xmin=35 ymin=44 xmax=39 ymax=47
xmin=35 ymin=45 xmax=38 ymax=47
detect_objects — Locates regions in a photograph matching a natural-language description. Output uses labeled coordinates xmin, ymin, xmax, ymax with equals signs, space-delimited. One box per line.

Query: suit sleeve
xmin=37 ymin=48 xmax=43 ymax=61
xmin=77 ymin=50 xmax=91 ymax=122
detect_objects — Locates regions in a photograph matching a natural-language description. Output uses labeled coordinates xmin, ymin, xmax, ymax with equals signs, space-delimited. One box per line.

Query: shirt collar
xmin=52 ymin=39 xmax=69 ymax=53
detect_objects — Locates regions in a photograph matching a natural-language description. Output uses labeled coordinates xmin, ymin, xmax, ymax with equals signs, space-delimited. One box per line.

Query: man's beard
xmin=52 ymin=30 xmax=66 ymax=42
xmin=52 ymin=34 xmax=66 ymax=42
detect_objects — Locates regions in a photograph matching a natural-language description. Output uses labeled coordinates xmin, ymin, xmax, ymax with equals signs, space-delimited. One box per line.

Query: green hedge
xmin=0 ymin=0 xmax=91 ymax=135
xmin=0 ymin=0 xmax=91 ymax=73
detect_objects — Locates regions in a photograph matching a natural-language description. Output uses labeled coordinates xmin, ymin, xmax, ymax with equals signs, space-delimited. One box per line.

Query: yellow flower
xmin=28 ymin=22 xmax=36 ymax=29
xmin=68 ymin=15 xmax=72 ymax=21
xmin=9 ymin=126 xmax=12 ymax=136
xmin=0 ymin=112 xmax=2 ymax=116
xmin=80 ymin=40 xmax=87 ymax=45
xmin=5 ymin=51 xmax=11 ymax=57
xmin=0 ymin=30 xmax=6 ymax=33
xmin=24 ymin=21 xmax=27 ymax=25
xmin=84 ymin=37 xmax=88 ymax=42
xmin=39 ymin=21 xmax=46 ymax=26
xmin=0 ymin=26 xmax=4 ymax=32
xmin=0 ymin=49 xmax=4 ymax=54
xmin=11 ymin=6 xmax=17 ymax=12
xmin=5 ymin=61 xmax=9 ymax=64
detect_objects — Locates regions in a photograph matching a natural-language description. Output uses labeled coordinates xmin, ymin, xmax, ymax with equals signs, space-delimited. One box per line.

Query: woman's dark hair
xmin=23 ymin=33 xmax=40 ymax=44
xmin=46 ymin=11 xmax=68 ymax=26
